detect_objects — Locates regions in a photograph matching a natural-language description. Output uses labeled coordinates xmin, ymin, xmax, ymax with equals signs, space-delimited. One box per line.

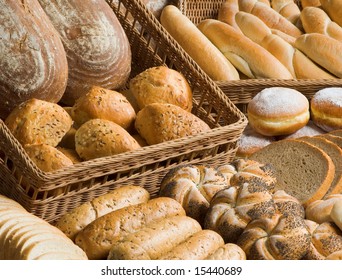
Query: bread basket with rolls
xmin=0 ymin=0 xmax=247 ymax=222
xmin=168 ymin=0 xmax=342 ymax=112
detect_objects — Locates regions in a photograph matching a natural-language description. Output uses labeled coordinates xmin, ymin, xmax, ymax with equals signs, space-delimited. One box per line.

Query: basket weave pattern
xmin=0 ymin=0 xmax=247 ymax=222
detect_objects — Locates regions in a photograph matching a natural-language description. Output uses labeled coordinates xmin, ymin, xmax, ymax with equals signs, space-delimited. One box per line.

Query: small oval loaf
xmin=159 ymin=165 xmax=228 ymax=224
xmin=135 ymin=103 xmax=211 ymax=145
xmin=158 ymin=230 xmax=224 ymax=260
xmin=37 ymin=0 xmax=131 ymax=105
xmin=320 ymin=0 xmax=342 ymax=27
xmin=75 ymin=119 xmax=141 ymax=161
xmin=206 ymin=243 xmax=247 ymax=260
xmin=55 ymin=185 xmax=150 ymax=241
xmin=0 ymin=0 xmax=68 ymax=120
xmin=75 ymin=197 xmax=186 ymax=260
xmin=107 ymin=215 xmax=202 ymax=260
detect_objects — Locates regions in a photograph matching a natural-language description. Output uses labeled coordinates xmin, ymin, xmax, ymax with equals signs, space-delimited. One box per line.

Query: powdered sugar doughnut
xmin=279 ymin=120 xmax=325 ymax=140
xmin=310 ymin=87 xmax=342 ymax=132
xmin=247 ymin=87 xmax=310 ymax=136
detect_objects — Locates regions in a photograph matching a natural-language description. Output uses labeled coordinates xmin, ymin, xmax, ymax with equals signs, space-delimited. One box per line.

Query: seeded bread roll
xmin=203 ymin=183 xmax=276 ymax=243
xmin=272 ymin=190 xmax=305 ymax=217
xmin=56 ymin=147 xmax=82 ymax=164
xmin=55 ymin=185 xmax=150 ymax=241
xmin=135 ymin=103 xmax=210 ymax=145
xmin=75 ymin=197 xmax=186 ymax=260
xmin=107 ymin=215 xmax=202 ymax=260
xmin=75 ymin=119 xmax=141 ymax=161
xmin=5 ymin=98 xmax=73 ymax=147
xmin=71 ymin=86 xmax=136 ymax=130
xmin=304 ymin=220 xmax=342 ymax=260
xmin=159 ymin=165 xmax=228 ymax=224
xmin=205 ymin=243 xmax=247 ymax=260
xmin=129 ymin=66 xmax=193 ymax=112
xmin=237 ymin=213 xmax=311 ymax=260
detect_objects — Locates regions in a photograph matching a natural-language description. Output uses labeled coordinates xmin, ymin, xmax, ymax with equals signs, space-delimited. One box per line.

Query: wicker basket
xmin=172 ymin=0 xmax=342 ymax=110
xmin=0 ymin=0 xmax=247 ymax=222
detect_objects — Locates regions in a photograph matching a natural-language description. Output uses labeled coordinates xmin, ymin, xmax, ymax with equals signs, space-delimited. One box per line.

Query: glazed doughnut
xmin=310 ymin=87 xmax=342 ymax=132
xmin=247 ymin=87 xmax=310 ymax=136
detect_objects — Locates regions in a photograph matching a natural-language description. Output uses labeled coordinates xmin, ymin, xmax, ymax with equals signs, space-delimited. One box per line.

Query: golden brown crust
xmin=75 ymin=119 xmax=141 ymax=161
xmin=205 ymin=243 xmax=247 ymax=260
xmin=129 ymin=66 xmax=193 ymax=112
xmin=273 ymin=190 xmax=305 ymax=217
xmin=5 ymin=98 xmax=73 ymax=147
xmin=320 ymin=0 xmax=342 ymax=26
xmin=135 ymin=103 xmax=210 ymax=145
xmin=71 ymin=86 xmax=136 ymax=131
xmin=331 ymin=200 xmax=342 ymax=231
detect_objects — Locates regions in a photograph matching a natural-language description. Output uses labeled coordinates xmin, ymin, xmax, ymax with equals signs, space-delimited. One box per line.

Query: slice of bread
xmin=250 ymin=139 xmax=335 ymax=207
xmin=317 ymin=134 xmax=342 ymax=148
xmin=296 ymin=136 xmax=342 ymax=196
xmin=329 ymin=130 xmax=342 ymax=137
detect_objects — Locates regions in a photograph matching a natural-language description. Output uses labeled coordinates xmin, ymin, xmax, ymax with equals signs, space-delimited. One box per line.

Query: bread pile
xmin=160 ymin=1 xmax=342 ymax=80
xmin=158 ymin=158 xmax=342 ymax=260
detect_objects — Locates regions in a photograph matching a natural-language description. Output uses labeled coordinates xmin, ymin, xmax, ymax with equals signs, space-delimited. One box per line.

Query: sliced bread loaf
xmin=295 ymin=136 xmax=342 ymax=196
xmin=317 ymin=134 xmax=342 ymax=148
xmin=329 ymin=130 xmax=342 ymax=137
xmin=250 ymin=139 xmax=335 ymax=207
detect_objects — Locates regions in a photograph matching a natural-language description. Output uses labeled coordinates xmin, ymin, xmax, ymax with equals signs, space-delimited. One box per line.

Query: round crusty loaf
xmin=236 ymin=213 xmax=311 ymax=260
xmin=37 ymin=0 xmax=131 ymax=105
xmin=204 ymin=182 xmax=276 ymax=243
xmin=5 ymin=98 xmax=73 ymax=147
xmin=250 ymin=139 xmax=335 ymax=206
xmin=304 ymin=220 xmax=342 ymax=260
xmin=159 ymin=165 xmax=228 ymax=224
xmin=75 ymin=118 xmax=141 ymax=161
xmin=55 ymin=185 xmax=150 ymax=241
xmin=71 ymin=86 xmax=136 ymax=130
xmin=0 ymin=0 xmax=68 ymax=120
xmin=129 ymin=66 xmax=193 ymax=112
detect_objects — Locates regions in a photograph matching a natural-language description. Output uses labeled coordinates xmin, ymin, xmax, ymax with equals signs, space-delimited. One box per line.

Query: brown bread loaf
xmin=0 ymin=0 xmax=68 ymax=120
xmin=37 ymin=0 xmax=131 ymax=105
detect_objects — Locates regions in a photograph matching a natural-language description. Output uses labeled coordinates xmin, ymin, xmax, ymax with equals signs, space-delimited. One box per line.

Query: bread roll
xmin=300 ymin=0 xmax=321 ymax=8
xmin=237 ymin=213 xmax=311 ymax=259
xmin=197 ymin=19 xmax=294 ymax=79
xmin=238 ymin=0 xmax=303 ymax=37
xmin=5 ymin=98 xmax=73 ymax=147
xmin=129 ymin=66 xmax=193 ymax=112
xmin=58 ymin=127 xmax=77 ymax=150
xmin=159 ymin=165 xmax=228 ymax=224
xmin=326 ymin=250 xmax=342 ymax=260
xmin=270 ymin=29 xmax=296 ymax=45
xmin=301 ymin=7 xmax=342 ymax=42
xmin=56 ymin=147 xmax=82 ymax=164
xmin=270 ymin=0 xmax=301 ymax=24
xmin=71 ymin=86 xmax=136 ymax=130
xmin=331 ymin=200 xmax=342 ymax=231
xmin=295 ymin=33 xmax=342 ymax=78
xmin=37 ymin=0 xmax=131 ymax=105
xmin=273 ymin=190 xmax=305 ymax=217
xmin=205 ymin=243 xmax=247 ymax=260
xmin=0 ymin=0 xmax=68 ymax=120
xmin=160 ymin=5 xmax=240 ymax=81
xmin=235 ymin=11 xmax=336 ymax=79
xmin=217 ymin=0 xmax=242 ymax=30
xmin=158 ymin=230 xmax=224 ymax=260
xmin=107 ymin=215 xmax=202 ymax=260
xmin=75 ymin=119 xmax=141 ymax=161
xmin=204 ymin=183 xmax=276 ymax=243
xmin=135 ymin=103 xmax=211 ymax=145
xmin=320 ymin=0 xmax=342 ymax=27
xmin=75 ymin=197 xmax=186 ymax=259
xmin=55 ymin=185 xmax=150 ymax=241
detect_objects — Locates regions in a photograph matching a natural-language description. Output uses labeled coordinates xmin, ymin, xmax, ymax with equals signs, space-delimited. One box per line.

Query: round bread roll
xmin=56 ymin=147 xmax=82 ymax=164
xmin=5 ymin=98 xmax=73 ymax=147
xmin=159 ymin=165 xmax=228 ymax=224
xmin=247 ymin=87 xmax=310 ymax=136
xmin=331 ymin=200 xmax=342 ymax=232
xmin=236 ymin=213 xmax=311 ymax=260
xmin=278 ymin=120 xmax=325 ymax=139
xmin=75 ymin=119 xmax=141 ymax=161
xmin=272 ymin=190 xmax=305 ymax=218
xmin=129 ymin=66 xmax=193 ymax=112
xmin=310 ymin=87 xmax=342 ymax=132
xmin=71 ymin=86 xmax=136 ymax=130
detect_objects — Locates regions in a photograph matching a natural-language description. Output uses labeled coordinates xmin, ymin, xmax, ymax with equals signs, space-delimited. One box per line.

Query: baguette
xmin=270 ymin=0 xmax=301 ymax=24
xmin=238 ymin=0 xmax=303 ymax=37
xmin=300 ymin=7 xmax=342 ymax=42
xmin=320 ymin=0 xmax=342 ymax=27
xmin=75 ymin=197 xmax=186 ymax=259
xmin=235 ymin=11 xmax=336 ymax=79
xmin=55 ymin=185 xmax=150 ymax=241
xmin=294 ymin=33 xmax=342 ymax=78
xmin=107 ymin=215 xmax=202 ymax=260
xmin=160 ymin=5 xmax=239 ymax=81
xmin=197 ymin=19 xmax=293 ymax=79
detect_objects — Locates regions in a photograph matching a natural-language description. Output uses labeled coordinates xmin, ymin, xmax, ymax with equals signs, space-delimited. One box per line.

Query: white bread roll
xmin=301 ymin=0 xmax=321 ymax=8
xmin=238 ymin=0 xmax=303 ymax=37
xmin=294 ymin=33 xmax=342 ymax=78
xmin=270 ymin=0 xmax=301 ymax=24
xmin=301 ymin=7 xmax=342 ymax=42
xmin=160 ymin=5 xmax=239 ymax=81
xmin=218 ymin=0 xmax=242 ymax=31
xmin=320 ymin=0 xmax=342 ymax=26
xmin=197 ymin=19 xmax=293 ymax=79
xmin=331 ymin=200 xmax=342 ymax=231
xmin=235 ymin=11 xmax=336 ymax=79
